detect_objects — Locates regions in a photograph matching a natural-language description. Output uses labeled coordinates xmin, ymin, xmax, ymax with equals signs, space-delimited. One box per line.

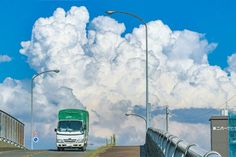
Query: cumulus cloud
xmin=0 ymin=54 xmax=12 ymax=63
xmin=163 ymin=30 xmax=216 ymax=64
xmin=0 ymin=78 xmax=29 ymax=117
xmin=1 ymin=6 xmax=236 ymax=149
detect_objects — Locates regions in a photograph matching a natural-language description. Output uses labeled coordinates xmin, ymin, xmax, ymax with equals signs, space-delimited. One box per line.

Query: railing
xmin=0 ymin=110 xmax=25 ymax=146
xmin=146 ymin=128 xmax=222 ymax=157
xmin=0 ymin=136 xmax=26 ymax=150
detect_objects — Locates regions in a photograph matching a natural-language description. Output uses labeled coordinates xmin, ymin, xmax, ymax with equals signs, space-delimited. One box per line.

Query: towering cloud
xmin=0 ymin=6 xmax=235 ymax=148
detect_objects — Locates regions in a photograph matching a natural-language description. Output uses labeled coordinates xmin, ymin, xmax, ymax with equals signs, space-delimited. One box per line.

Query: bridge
xmin=0 ymin=109 xmax=222 ymax=157
xmin=0 ymin=128 xmax=222 ymax=157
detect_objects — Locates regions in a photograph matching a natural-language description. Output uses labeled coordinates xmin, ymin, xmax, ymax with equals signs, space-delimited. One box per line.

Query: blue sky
xmin=0 ymin=0 xmax=235 ymax=82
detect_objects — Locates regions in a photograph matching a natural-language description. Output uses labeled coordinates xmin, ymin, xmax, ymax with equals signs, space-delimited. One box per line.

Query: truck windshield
xmin=58 ymin=121 xmax=82 ymax=132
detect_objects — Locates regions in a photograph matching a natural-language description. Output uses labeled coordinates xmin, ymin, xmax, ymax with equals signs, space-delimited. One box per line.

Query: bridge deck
xmin=98 ymin=146 xmax=146 ymax=157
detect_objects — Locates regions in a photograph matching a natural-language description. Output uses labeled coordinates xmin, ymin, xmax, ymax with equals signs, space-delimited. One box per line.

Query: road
xmin=98 ymin=146 xmax=146 ymax=157
xmin=0 ymin=150 xmax=87 ymax=157
xmin=0 ymin=146 xmax=146 ymax=157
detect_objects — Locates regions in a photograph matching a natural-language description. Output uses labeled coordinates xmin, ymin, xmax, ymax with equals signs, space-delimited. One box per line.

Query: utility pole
xmin=106 ymin=138 xmax=108 ymax=146
xmin=166 ymin=106 xmax=169 ymax=132
xmin=112 ymin=134 xmax=116 ymax=146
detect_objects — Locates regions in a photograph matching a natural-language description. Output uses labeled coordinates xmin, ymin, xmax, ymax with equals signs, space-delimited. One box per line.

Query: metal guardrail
xmin=0 ymin=136 xmax=26 ymax=150
xmin=146 ymin=128 xmax=222 ymax=157
xmin=0 ymin=110 xmax=24 ymax=146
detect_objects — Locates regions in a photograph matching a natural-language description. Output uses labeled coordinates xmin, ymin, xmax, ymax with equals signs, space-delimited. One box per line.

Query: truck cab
xmin=55 ymin=109 xmax=89 ymax=151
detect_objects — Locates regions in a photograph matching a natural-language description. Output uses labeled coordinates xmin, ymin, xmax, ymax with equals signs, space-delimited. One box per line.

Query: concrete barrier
xmin=0 ymin=136 xmax=26 ymax=151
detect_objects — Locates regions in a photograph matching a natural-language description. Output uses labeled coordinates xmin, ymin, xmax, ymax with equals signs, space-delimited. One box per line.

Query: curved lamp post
xmin=125 ymin=113 xmax=147 ymax=127
xmin=31 ymin=69 xmax=60 ymax=150
xmin=106 ymin=10 xmax=150 ymax=130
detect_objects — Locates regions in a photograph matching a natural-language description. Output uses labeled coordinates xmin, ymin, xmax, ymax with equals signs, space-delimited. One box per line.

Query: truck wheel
xmin=82 ymin=146 xmax=86 ymax=151
xmin=57 ymin=147 xmax=64 ymax=151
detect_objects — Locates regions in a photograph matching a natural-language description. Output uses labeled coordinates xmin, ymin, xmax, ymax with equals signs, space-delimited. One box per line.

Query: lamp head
xmin=105 ymin=10 xmax=116 ymax=15
xmin=53 ymin=70 xmax=60 ymax=73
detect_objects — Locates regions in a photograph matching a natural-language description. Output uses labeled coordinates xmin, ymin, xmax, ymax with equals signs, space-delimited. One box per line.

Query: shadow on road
xmin=48 ymin=149 xmax=85 ymax=152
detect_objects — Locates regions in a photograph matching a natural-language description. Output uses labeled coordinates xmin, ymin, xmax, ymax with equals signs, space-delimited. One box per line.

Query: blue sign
xmin=33 ymin=136 xmax=39 ymax=143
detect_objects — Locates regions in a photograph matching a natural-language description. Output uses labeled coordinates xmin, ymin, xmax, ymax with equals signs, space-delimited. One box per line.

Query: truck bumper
xmin=57 ymin=142 xmax=85 ymax=148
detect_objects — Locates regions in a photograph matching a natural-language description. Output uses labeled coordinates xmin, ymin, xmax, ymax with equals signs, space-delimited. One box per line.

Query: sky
xmin=0 ymin=0 xmax=236 ymax=150
xmin=0 ymin=0 xmax=235 ymax=81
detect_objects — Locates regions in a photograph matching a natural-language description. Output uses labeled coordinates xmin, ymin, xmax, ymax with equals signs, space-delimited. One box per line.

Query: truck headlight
xmin=76 ymin=138 xmax=84 ymax=143
xmin=57 ymin=139 xmax=64 ymax=143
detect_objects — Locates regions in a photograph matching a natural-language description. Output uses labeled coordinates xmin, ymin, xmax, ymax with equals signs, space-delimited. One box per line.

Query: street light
xmin=106 ymin=10 xmax=150 ymax=130
xmin=31 ymin=69 xmax=60 ymax=150
xmin=125 ymin=113 xmax=147 ymax=126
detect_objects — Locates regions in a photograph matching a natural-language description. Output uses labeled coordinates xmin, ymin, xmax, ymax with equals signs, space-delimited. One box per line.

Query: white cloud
xmin=163 ymin=30 xmax=216 ymax=64
xmin=227 ymin=53 xmax=236 ymax=73
xmin=0 ymin=78 xmax=29 ymax=117
xmin=0 ymin=54 xmax=12 ymax=63
xmin=1 ymin=6 xmax=236 ymax=149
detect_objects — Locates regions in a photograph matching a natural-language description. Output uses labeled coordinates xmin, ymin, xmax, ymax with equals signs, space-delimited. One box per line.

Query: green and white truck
xmin=55 ymin=109 xmax=89 ymax=151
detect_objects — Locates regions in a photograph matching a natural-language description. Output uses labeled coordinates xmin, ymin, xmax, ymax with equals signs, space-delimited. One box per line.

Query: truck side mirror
xmin=84 ymin=125 xmax=86 ymax=130
xmin=54 ymin=128 xmax=57 ymax=132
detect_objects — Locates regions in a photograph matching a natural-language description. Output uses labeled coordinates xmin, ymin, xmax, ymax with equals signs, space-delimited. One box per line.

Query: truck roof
xmin=58 ymin=109 xmax=89 ymax=121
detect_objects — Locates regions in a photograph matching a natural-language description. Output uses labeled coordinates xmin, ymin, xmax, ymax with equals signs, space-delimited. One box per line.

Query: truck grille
xmin=64 ymin=139 xmax=76 ymax=143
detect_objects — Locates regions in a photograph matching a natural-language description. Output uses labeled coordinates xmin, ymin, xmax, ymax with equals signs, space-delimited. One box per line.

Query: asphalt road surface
xmin=0 ymin=150 xmax=88 ymax=157
xmin=98 ymin=146 xmax=146 ymax=157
